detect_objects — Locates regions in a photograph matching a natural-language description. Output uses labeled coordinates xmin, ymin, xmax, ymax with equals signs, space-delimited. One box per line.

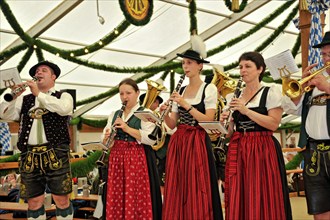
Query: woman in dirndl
xmin=102 ymin=78 xmax=162 ymax=220
xmin=221 ymin=51 xmax=292 ymax=220
xmin=161 ymin=49 xmax=223 ymax=220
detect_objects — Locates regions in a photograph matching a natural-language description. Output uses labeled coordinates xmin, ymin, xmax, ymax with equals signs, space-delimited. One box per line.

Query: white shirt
xmin=102 ymin=103 xmax=156 ymax=146
xmin=0 ymin=88 xmax=73 ymax=145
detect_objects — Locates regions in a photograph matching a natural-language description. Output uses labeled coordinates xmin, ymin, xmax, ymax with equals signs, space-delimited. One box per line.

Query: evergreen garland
xmin=0 ymin=43 xmax=28 ymax=61
xmin=208 ymin=1 xmax=296 ymax=58
xmin=17 ymin=47 xmax=34 ymax=72
xmin=189 ymin=0 xmax=197 ymax=34
xmin=285 ymin=153 xmax=303 ymax=170
xmin=223 ymin=3 xmax=299 ymax=71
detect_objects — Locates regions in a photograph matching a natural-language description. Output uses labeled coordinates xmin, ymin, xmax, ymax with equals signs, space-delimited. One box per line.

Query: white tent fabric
xmin=0 ymin=0 xmax=329 ymax=120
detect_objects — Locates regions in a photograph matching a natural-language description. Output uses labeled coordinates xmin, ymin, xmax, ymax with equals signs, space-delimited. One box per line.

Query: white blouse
xmin=102 ymin=103 xmax=156 ymax=146
xmin=172 ymin=82 xmax=217 ymax=113
xmin=226 ymin=83 xmax=283 ymax=110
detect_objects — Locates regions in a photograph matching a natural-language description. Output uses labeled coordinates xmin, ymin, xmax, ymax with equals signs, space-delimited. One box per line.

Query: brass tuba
xmin=282 ymin=61 xmax=330 ymax=99
xmin=208 ymin=66 xmax=239 ymax=141
xmin=142 ymin=79 xmax=167 ymax=151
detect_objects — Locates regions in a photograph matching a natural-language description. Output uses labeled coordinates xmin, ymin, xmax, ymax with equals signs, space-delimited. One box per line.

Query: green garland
xmin=0 ymin=0 xmax=132 ymax=59
xmin=208 ymin=1 xmax=296 ymax=58
xmin=119 ymin=0 xmax=153 ymax=26
xmin=223 ymin=3 xmax=299 ymax=71
xmin=0 ymin=43 xmax=28 ymax=61
xmin=189 ymin=0 xmax=197 ymax=34
xmin=285 ymin=153 xmax=303 ymax=170
xmin=224 ymin=0 xmax=248 ymax=12
xmin=17 ymin=46 xmax=34 ymax=72
xmin=35 ymin=47 xmax=44 ymax=61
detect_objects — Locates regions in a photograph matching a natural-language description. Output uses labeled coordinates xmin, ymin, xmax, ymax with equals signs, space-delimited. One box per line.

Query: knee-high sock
xmin=56 ymin=201 xmax=73 ymax=220
xmin=27 ymin=205 xmax=46 ymax=220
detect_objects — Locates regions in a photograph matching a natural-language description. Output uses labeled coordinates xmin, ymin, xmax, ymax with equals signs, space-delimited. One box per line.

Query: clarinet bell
xmin=96 ymin=151 xmax=108 ymax=167
xmin=148 ymin=126 xmax=161 ymax=141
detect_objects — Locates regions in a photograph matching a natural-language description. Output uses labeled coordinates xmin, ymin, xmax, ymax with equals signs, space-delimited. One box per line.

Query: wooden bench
xmin=286 ymin=169 xmax=304 ymax=197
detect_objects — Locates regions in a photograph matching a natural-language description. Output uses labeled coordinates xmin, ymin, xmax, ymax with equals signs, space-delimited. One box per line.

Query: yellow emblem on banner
xmin=125 ymin=0 xmax=149 ymax=21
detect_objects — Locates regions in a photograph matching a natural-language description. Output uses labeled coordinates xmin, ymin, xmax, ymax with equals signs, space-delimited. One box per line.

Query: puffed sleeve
xmin=265 ymin=84 xmax=283 ymax=110
xmin=100 ymin=111 xmax=115 ymax=141
xmin=139 ymin=119 xmax=157 ymax=146
xmin=281 ymin=94 xmax=304 ymax=115
xmin=204 ymin=83 xmax=217 ymax=109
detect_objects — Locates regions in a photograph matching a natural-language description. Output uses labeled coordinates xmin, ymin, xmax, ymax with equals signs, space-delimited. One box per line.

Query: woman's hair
xmin=119 ymin=78 xmax=139 ymax=92
xmin=239 ymin=52 xmax=266 ymax=82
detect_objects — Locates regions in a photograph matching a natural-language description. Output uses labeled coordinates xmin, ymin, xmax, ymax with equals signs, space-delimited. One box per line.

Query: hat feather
xmin=190 ymin=34 xmax=207 ymax=59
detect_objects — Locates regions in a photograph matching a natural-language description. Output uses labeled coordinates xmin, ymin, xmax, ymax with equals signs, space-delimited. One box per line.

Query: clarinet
xmin=148 ymin=74 xmax=185 ymax=141
xmin=215 ymin=77 xmax=243 ymax=150
xmin=4 ymin=77 xmax=38 ymax=102
xmin=96 ymin=101 xmax=127 ymax=167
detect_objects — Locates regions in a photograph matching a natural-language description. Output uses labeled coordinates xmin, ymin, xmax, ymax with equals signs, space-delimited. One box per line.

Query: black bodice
xmin=233 ymin=87 xmax=270 ymax=132
xmin=178 ymin=84 xmax=207 ymax=126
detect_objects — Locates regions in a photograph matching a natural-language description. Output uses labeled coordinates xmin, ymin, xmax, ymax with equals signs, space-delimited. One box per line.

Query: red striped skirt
xmin=225 ymin=131 xmax=286 ymax=220
xmin=162 ymin=124 xmax=215 ymax=220
xmin=106 ymin=140 xmax=152 ymax=220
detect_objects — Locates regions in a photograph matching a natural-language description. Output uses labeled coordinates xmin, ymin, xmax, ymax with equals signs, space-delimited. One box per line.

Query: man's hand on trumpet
xmin=303 ymin=63 xmax=330 ymax=94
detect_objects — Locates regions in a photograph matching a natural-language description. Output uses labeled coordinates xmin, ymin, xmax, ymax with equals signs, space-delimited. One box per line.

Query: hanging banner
xmin=119 ymin=0 xmax=153 ymax=26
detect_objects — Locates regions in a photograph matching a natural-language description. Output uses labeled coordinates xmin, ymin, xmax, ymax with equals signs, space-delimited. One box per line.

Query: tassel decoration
xmin=299 ymin=0 xmax=308 ymax=11
xmin=232 ymin=0 xmax=239 ymax=12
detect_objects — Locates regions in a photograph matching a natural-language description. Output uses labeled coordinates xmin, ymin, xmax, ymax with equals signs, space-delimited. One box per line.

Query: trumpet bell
xmin=282 ymin=61 xmax=330 ymax=99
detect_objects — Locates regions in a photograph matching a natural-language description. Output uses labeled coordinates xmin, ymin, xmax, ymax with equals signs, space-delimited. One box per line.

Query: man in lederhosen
xmin=0 ymin=61 xmax=74 ymax=220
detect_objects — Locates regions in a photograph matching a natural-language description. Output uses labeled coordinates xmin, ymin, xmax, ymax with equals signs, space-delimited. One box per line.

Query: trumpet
xmin=283 ymin=61 xmax=330 ymax=99
xmin=216 ymin=77 xmax=243 ymax=150
xmin=96 ymin=101 xmax=127 ymax=167
xmin=148 ymin=74 xmax=185 ymax=141
xmin=4 ymin=77 xmax=38 ymax=102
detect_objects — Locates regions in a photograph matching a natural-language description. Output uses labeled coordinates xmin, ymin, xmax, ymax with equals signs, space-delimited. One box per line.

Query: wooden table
xmin=0 ymin=202 xmax=56 ymax=212
xmin=0 ymin=190 xmax=9 ymax=197
xmin=74 ymin=194 xmax=98 ymax=201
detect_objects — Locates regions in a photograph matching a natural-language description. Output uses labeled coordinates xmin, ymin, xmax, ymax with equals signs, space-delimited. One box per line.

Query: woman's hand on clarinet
xmin=220 ymin=111 xmax=230 ymax=123
xmin=171 ymin=91 xmax=190 ymax=109
xmin=114 ymin=118 xmax=129 ymax=132
xmin=230 ymin=98 xmax=249 ymax=115
xmin=102 ymin=128 xmax=111 ymax=145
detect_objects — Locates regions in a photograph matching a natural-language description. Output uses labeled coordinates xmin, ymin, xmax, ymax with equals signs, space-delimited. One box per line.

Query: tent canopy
xmin=0 ymin=0 xmax=328 ymax=121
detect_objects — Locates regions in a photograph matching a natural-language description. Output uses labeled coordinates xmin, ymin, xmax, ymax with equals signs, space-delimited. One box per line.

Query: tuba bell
xmin=141 ymin=79 xmax=167 ymax=151
xmin=208 ymin=65 xmax=239 ymax=141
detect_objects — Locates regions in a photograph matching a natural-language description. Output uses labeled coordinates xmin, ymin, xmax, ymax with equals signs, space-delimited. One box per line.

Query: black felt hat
xmin=29 ymin=61 xmax=61 ymax=78
xmin=312 ymin=31 xmax=330 ymax=48
xmin=139 ymin=93 xmax=163 ymax=104
xmin=177 ymin=50 xmax=210 ymax=63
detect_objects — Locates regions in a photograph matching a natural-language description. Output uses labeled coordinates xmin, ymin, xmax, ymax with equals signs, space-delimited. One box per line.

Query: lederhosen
xmin=300 ymin=91 xmax=330 ymax=215
xmin=18 ymin=92 xmax=72 ymax=199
